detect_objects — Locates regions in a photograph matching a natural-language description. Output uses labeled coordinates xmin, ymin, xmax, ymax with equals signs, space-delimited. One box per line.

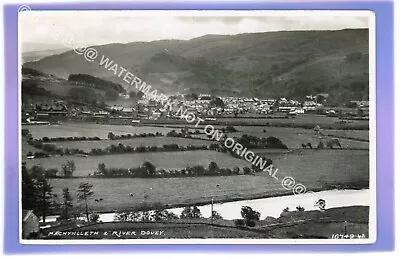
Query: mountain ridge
xmin=23 ymin=29 xmax=369 ymax=103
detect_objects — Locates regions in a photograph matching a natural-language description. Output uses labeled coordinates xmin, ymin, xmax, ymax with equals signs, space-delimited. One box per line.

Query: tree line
xmin=91 ymin=161 xmax=260 ymax=178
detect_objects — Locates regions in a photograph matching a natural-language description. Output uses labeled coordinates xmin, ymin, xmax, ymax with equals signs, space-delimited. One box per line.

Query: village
xmin=22 ymin=92 xmax=369 ymax=125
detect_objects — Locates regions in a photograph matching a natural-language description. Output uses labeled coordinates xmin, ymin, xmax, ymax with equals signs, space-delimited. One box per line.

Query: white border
xmin=18 ymin=9 xmax=376 ymax=245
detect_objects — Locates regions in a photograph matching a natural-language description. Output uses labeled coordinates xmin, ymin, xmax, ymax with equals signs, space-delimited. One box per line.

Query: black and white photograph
xmin=19 ymin=10 xmax=375 ymax=243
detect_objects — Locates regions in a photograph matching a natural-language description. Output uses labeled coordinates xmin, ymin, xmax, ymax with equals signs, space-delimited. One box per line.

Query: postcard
xmin=18 ymin=8 xmax=376 ymax=244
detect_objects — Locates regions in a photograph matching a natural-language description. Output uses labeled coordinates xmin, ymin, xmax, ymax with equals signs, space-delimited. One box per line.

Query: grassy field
xmin=22 ymin=136 xmax=45 ymax=157
xmin=226 ymin=129 xmax=368 ymax=149
xmin=144 ymin=114 xmax=369 ymax=129
xmin=25 ymin=150 xmax=250 ymax=176
xmin=44 ymin=149 xmax=369 ymax=213
xmin=50 ymin=137 xmax=214 ymax=152
xmin=323 ymin=129 xmax=369 ymax=141
xmin=264 ymin=206 xmax=369 ymax=239
xmin=190 ymin=126 xmax=369 ymax=149
xmin=39 ymin=206 xmax=368 ymax=239
xmin=22 ymin=123 xmax=181 ymax=139
xmin=42 ymin=221 xmax=270 ymax=239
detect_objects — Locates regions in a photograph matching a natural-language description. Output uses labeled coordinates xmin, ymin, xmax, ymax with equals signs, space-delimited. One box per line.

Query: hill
xmin=21 ymin=68 xmax=124 ymax=106
xmin=23 ymin=29 xmax=369 ymax=103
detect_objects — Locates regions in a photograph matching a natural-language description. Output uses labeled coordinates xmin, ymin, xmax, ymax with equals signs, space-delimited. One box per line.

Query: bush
xmin=241 ymin=206 xmax=261 ymax=221
xmin=234 ymin=219 xmax=245 ymax=227
xmin=211 ymin=210 xmax=223 ymax=220
xmin=245 ymin=219 xmax=256 ymax=227
xmin=180 ymin=206 xmax=202 ymax=219
xmin=89 ymin=214 xmax=100 ymax=222
xmin=225 ymin=126 xmax=237 ymax=133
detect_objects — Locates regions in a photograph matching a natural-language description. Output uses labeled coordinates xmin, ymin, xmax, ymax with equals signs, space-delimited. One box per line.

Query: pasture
xmin=47 ymin=149 xmax=369 ymax=213
xmin=25 ymin=150 xmax=250 ymax=176
xmin=192 ymin=126 xmax=369 ymax=149
xmin=49 ymin=137 xmax=214 ymax=152
xmin=146 ymin=114 xmax=369 ymax=129
xmin=22 ymin=123 xmax=180 ymax=139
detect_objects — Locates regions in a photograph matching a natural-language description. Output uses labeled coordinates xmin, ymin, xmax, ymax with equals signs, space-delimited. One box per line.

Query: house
xmin=36 ymin=103 xmax=68 ymax=116
xmin=22 ymin=210 xmax=40 ymax=239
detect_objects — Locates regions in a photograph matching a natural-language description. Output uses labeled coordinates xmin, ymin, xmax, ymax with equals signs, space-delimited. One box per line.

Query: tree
xmin=89 ymin=214 xmax=100 ymax=222
xmin=30 ymin=165 xmax=45 ymax=179
xmin=77 ymin=182 xmax=94 ymax=221
xmin=107 ymin=132 xmax=115 ymax=140
xmin=61 ymin=160 xmax=76 ymax=178
xmin=240 ymin=206 xmax=260 ymax=227
xmin=97 ymin=163 xmax=107 ymax=176
xmin=210 ymin=97 xmax=224 ymax=108
xmin=283 ymin=207 xmax=290 ymax=213
xmin=45 ymin=168 xmax=58 ymax=178
xmin=22 ymin=163 xmax=39 ymax=212
xmin=208 ymin=161 xmax=219 ymax=174
xmin=296 ymin=205 xmax=305 ymax=212
xmin=243 ymin=167 xmax=252 ymax=175
xmin=36 ymin=177 xmax=53 ymax=223
xmin=137 ymin=91 xmax=144 ymax=99
xmin=61 ymin=188 xmax=73 ymax=219
xmin=211 ymin=210 xmax=223 ymax=220
xmin=180 ymin=206 xmax=202 ymax=219
xmin=142 ymin=161 xmax=156 ymax=176
xmin=234 ymin=219 xmax=245 ymax=227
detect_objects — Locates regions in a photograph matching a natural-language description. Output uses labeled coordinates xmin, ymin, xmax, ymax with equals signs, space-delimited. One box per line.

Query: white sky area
xmin=19 ymin=10 xmax=370 ymax=52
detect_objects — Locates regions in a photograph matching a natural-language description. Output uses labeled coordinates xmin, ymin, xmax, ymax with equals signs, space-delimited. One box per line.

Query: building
xmin=35 ymin=103 xmax=68 ymax=116
xmin=22 ymin=210 xmax=40 ymax=239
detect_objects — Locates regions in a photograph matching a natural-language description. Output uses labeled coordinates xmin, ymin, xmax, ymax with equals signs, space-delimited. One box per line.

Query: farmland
xmin=48 ymin=137 xmax=214 ymax=151
xmin=144 ymin=113 xmax=369 ymax=130
xmin=25 ymin=150 xmax=251 ymax=176
xmin=192 ymin=126 xmax=369 ymax=149
xmin=46 ymin=149 xmax=369 ymax=213
xmin=22 ymin=121 xmax=370 ymax=214
xmin=22 ymin=123 xmax=181 ymax=139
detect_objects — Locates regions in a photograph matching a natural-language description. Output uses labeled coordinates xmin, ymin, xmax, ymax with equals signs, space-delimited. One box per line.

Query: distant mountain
xmin=23 ymin=29 xmax=369 ymax=103
xmin=22 ymin=48 xmax=70 ymax=63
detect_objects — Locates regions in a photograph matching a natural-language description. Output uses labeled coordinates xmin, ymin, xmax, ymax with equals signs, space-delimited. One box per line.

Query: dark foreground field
xmin=39 ymin=206 xmax=369 ymax=239
xmin=45 ymin=149 xmax=369 ymax=213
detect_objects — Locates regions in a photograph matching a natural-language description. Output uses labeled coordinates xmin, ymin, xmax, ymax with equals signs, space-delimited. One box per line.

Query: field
xmin=192 ymin=126 xmax=369 ymax=149
xmin=49 ymin=137 xmax=214 ymax=151
xmin=40 ymin=206 xmax=368 ymax=239
xmin=22 ymin=121 xmax=370 ymax=215
xmin=25 ymin=150 xmax=250 ymax=176
xmin=42 ymin=221 xmax=271 ymax=239
xmin=22 ymin=123 xmax=180 ymax=139
xmin=144 ymin=113 xmax=369 ymax=129
xmin=46 ymin=149 xmax=369 ymax=212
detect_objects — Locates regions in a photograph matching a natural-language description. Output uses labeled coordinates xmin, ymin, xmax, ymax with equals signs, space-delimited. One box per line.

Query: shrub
xmin=241 ymin=206 xmax=261 ymax=221
xmin=211 ymin=210 xmax=223 ymax=220
xmin=225 ymin=126 xmax=237 ymax=133
xmin=245 ymin=219 xmax=256 ymax=227
xmin=180 ymin=206 xmax=202 ymax=219
xmin=89 ymin=214 xmax=100 ymax=222
xmin=234 ymin=219 xmax=245 ymax=227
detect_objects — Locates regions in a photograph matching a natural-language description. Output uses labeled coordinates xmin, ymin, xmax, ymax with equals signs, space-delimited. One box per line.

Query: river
xmin=41 ymin=189 xmax=369 ymax=223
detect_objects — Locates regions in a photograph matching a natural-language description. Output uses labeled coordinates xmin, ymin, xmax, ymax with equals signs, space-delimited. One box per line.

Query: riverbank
xmin=43 ymin=187 xmax=369 ymax=222
xmin=38 ymin=205 xmax=370 ymax=240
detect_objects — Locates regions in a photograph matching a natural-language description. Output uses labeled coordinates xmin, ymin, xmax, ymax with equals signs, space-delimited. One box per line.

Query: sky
xmin=19 ymin=10 xmax=370 ymax=52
